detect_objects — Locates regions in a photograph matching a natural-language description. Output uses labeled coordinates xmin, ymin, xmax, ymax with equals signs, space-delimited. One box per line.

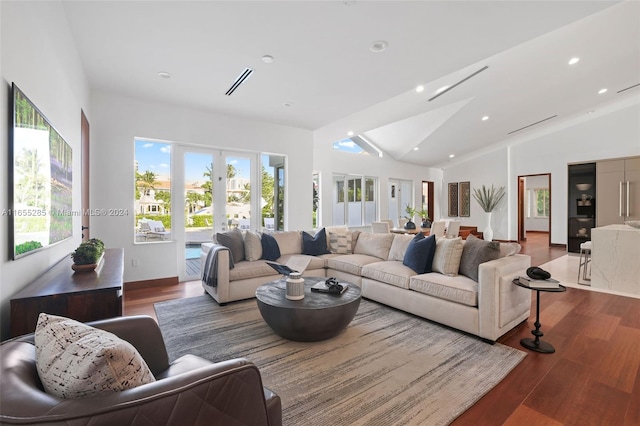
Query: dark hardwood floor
xmin=124 ymin=232 xmax=639 ymax=425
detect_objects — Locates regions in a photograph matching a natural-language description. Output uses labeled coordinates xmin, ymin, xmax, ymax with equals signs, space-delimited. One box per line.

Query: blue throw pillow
xmin=261 ymin=233 xmax=281 ymax=261
xmin=302 ymin=228 xmax=330 ymax=256
xmin=403 ymin=234 xmax=436 ymax=274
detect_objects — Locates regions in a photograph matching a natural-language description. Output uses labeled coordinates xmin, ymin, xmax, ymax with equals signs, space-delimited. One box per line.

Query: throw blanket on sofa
xmin=202 ymin=246 xmax=233 ymax=288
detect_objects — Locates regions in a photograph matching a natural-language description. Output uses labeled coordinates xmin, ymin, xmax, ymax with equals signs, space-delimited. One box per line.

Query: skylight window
xmin=332 ymin=136 xmax=382 ymax=157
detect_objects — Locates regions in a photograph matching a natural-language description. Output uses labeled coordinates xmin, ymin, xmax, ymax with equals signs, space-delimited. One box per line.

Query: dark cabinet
xmin=568 ymin=163 xmax=596 ymax=253
xmin=10 ymin=248 xmax=124 ymax=337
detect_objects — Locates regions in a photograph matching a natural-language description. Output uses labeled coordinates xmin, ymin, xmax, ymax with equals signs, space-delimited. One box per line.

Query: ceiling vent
xmin=225 ymin=68 xmax=254 ymax=96
xmin=617 ymin=83 xmax=639 ymax=93
xmin=508 ymin=115 xmax=557 ymax=135
xmin=428 ymin=66 xmax=489 ymax=102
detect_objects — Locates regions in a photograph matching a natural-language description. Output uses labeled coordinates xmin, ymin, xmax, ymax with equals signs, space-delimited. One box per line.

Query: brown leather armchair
xmin=0 ymin=315 xmax=281 ymax=426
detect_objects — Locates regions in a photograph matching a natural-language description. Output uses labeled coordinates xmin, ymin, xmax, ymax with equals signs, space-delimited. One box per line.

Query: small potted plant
xmin=71 ymin=238 xmax=105 ymax=272
xmin=417 ymin=208 xmax=431 ymax=228
xmin=404 ymin=204 xmax=417 ymax=229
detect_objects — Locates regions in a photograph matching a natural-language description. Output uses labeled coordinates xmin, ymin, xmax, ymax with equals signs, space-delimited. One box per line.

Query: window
xmin=312 ymin=172 xmax=320 ymax=228
xmin=526 ymin=188 xmax=550 ymax=218
xmin=134 ymin=139 xmax=172 ymax=242
xmin=333 ymin=174 xmax=377 ymax=226
xmin=332 ymin=136 xmax=382 ymax=157
xmin=535 ymin=188 xmax=550 ymax=217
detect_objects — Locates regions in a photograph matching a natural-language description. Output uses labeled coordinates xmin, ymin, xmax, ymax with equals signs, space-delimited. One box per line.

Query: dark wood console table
xmin=10 ymin=248 xmax=124 ymax=337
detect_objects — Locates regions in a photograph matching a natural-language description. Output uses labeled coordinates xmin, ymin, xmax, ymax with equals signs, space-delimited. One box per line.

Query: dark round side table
xmin=512 ymin=278 xmax=566 ymax=354
xmin=256 ymin=277 xmax=361 ymax=342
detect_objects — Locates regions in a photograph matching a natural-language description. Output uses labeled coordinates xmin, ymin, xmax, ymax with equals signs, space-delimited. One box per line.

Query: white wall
xmin=524 ymin=175 xmax=550 ymax=232
xmin=440 ymin=148 xmax=510 ymax=239
xmin=313 ymin=133 xmax=443 ymax=228
xmin=0 ymin=1 xmax=91 ymax=339
xmin=443 ymin=98 xmax=640 ymax=244
xmin=90 ymin=91 xmax=313 ymax=283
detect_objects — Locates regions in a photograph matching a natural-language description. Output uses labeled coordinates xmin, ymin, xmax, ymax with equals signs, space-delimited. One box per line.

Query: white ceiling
xmin=62 ymin=1 xmax=640 ymax=167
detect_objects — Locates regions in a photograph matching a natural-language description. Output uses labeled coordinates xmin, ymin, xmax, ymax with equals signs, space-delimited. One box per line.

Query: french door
xmin=177 ymin=148 xmax=257 ymax=281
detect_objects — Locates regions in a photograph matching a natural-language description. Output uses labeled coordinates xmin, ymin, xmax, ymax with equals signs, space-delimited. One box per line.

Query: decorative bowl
xmin=625 ymin=220 xmax=640 ymax=229
xmin=576 ymin=183 xmax=592 ymax=191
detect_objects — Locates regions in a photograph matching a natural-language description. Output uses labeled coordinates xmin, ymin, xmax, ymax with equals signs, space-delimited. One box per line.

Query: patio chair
xmin=146 ymin=220 xmax=171 ymax=240
xmin=264 ymin=217 xmax=275 ymax=231
xmin=239 ymin=218 xmax=251 ymax=230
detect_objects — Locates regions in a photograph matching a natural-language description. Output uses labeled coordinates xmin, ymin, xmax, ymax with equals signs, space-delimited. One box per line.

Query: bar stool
xmin=578 ymin=241 xmax=592 ymax=285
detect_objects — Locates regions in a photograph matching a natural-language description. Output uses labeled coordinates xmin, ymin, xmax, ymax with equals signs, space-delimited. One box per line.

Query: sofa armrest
xmin=87 ymin=315 xmax=170 ymax=375
xmin=201 ymin=243 xmax=231 ymax=304
xmin=477 ymin=254 xmax=531 ymax=341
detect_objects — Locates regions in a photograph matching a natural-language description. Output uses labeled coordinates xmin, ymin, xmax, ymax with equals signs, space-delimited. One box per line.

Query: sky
xmin=135 ymin=139 xmax=271 ymax=183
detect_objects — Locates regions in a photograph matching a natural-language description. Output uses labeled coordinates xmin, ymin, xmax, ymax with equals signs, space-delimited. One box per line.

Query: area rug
xmin=155 ymin=296 xmax=526 ymax=426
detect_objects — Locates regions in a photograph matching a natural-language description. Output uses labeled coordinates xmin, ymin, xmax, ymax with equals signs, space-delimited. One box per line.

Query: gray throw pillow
xmin=459 ymin=234 xmax=501 ymax=282
xmin=216 ymin=228 xmax=245 ymax=263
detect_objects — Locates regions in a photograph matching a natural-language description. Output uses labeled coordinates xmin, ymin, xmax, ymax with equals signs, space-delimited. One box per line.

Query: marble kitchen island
xmin=591 ymin=224 xmax=640 ymax=296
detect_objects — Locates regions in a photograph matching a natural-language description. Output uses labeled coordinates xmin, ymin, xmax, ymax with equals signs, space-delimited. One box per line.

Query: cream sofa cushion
xmin=362 ymin=261 xmax=415 ymax=289
xmin=35 ymin=313 xmax=155 ymax=399
xmin=354 ymin=232 xmax=395 ymax=260
xmin=410 ymin=273 xmax=478 ymax=307
xmin=387 ymin=234 xmax=414 ymax=261
xmin=272 ymin=231 xmax=302 ymax=255
xmin=432 ymin=237 xmax=464 ymax=276
xmin=229 ymin=260 xmax=279 ymax=281
xmin=327 ymin=254 xmax=381 ymax=276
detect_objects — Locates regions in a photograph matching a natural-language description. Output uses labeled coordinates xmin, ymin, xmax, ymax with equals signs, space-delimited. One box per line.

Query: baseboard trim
xmin=125 ymin=276 xmax=179 ymax=290
xmin=525 ymin=230 xmax=549 ymax=234
xmin=550 ymin=243 xmax=566 ymax=248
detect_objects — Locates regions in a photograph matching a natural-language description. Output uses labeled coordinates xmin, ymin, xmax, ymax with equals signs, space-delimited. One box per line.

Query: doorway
xmin=388 ymin=179 xmax=412 ymax=227
xmin=518 ymin=173 xmax=551 ymax=246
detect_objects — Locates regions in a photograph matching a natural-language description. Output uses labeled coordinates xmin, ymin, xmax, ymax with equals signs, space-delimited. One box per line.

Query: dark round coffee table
xmin=255 ymin=277 xmax=361 ymax=342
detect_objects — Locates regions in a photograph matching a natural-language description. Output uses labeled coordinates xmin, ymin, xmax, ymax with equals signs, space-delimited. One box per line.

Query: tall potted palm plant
xmin=472 ymin=185 xmax=505 ymax=241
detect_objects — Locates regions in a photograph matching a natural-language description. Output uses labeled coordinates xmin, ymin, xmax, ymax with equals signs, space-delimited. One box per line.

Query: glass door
xmin=183 ymin=150 xmax=215 ymax=280
xmin=224 ymin=153 xmax=255 ymax=232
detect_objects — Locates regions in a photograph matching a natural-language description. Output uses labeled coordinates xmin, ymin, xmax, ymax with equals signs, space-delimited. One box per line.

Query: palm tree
xmin=136 ymin=170 xmax=158 ymax=197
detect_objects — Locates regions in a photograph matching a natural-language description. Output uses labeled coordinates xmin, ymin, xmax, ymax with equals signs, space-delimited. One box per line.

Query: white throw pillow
xmin=35 ymin=313 xmax=155 ymax=399
xmin=244 ymin=231 xmax=263 ymax=261
xmin=354 ymin=232 xmax=395 ymax=260
xmin=387 ymin=234 xmax=414 ymax=261
xmin=432 ymin=237 xmax=464 ymax=276
xmin=272 ymin=231 xmax=302 ymax=255
xmin=499 ymin=242 xmax=522 ymax=257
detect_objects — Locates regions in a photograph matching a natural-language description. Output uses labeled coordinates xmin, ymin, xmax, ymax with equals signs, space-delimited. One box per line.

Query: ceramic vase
xmin=286 ymin=272 xmax=305 ymax=300
xmin=483 ymin=211 xmax=494 ymax=241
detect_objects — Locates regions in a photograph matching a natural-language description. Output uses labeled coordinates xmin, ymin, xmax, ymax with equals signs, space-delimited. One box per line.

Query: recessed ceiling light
xmin=416 ymin=85 xmax=424 ymax=93
xmin=413 ymin=147 xmax=419 ymax=151
xmin=435 ymin=85 xmax=450 ymax=95
xmin=449 ymin=154 xmax=455 ymax=159
xmin=588 ymin=110 xmax=595 ymax=114
xmin=158 ymin=72 xmax=173 ymax=79
xmin=262 ymin=55 xmax=274 ymax=64
xmin=347 ymin=131 xmax=354 ymax=137
xmin=369 ymin=40 xmax=388 ymax=53
xmin=598 ymin=88 xmax=608 ymax=94
xmin=568 ymin=57 xmax=580 ymax=65
xmin=482 ymin=116 xmax=489 ymax=121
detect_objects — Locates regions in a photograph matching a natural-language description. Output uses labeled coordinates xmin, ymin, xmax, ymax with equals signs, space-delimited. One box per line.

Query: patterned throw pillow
xmin=431 ymin=237 xmax=464 ymax=276
xmin=329 ymin=230 xmax=353 ymax=254
xmin=35 ymin=313 xmax=155 ymax=399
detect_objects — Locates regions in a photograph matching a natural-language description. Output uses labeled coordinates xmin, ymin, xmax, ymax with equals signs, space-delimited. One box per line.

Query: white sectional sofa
xmin=201 ymin=228 xmax=531 ymax=342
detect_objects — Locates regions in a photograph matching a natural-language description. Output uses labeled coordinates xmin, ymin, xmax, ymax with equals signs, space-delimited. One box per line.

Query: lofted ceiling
xmin=61 ymin=1 xmax=640 ymax=168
